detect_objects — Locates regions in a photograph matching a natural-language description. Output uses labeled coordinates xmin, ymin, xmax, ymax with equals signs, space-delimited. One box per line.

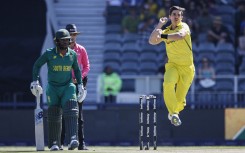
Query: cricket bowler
xmin=149 ymin=6 xmax=195 ymax=126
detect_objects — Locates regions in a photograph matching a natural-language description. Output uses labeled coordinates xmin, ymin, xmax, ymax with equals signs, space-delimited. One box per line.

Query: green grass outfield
xmin=0 ymin=146 xmax=245 ymax=153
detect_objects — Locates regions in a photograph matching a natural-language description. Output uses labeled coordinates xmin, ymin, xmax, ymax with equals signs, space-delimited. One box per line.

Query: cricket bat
xmin=34 ymin=91 xmax=45 ymax=151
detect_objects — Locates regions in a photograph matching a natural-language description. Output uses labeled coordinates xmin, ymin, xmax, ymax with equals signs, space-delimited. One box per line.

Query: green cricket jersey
xmin=32 ymin=47 xmax=82 ymax=86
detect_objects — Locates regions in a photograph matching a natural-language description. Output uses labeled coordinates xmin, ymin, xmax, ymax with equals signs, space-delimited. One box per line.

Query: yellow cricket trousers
xmin=163 ymin=62 xmax=195 ymax=115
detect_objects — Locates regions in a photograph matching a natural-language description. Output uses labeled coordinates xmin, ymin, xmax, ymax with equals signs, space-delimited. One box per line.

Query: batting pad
xmin=47 ymin=106 xmax=62 ymax=148
xmin=63 ymin=100 xmax=79 ymax=143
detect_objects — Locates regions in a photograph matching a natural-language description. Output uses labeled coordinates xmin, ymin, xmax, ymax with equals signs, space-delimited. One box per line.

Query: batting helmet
xmin=65 ymin=24 xmax=80 ymax=34
xmin=54 ymin=29 xmax=71 ymax=50
xmin=54 ymin=29 xmax=71 ymax=40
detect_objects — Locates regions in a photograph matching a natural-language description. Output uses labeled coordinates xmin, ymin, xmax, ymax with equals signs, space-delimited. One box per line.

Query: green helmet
xmin=55 ymin=29 xmax=71 ymax=40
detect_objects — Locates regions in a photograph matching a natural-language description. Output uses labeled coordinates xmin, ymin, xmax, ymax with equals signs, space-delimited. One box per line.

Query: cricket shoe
xmin=78 ymin=141 xmax=88 ymax=150
xmin=59 ymin=145 xmax=64 ymax=150
xmin=77 ymin=141 xmax=88 ymax=150
xmin=68 ymin=140 xmax=79 ymax=150
xmin=50 ymin=145 xmax=59 ymax=151
xmin=171 ymin=114 xmax=182 ymax=126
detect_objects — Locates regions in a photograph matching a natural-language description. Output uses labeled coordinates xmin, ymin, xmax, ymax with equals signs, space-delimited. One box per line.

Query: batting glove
xmin=77 ymin=84 xmax=87 ymax=103
xmin=30 ymin=81 xmax=43 ymax=96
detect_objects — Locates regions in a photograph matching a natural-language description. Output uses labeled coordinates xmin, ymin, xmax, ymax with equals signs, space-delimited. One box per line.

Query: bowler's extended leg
xmin=176 ymin=65 xmax=195 ymax=113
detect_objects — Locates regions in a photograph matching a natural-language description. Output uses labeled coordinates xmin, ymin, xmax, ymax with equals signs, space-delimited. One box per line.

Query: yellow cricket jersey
xmin=162 ymin=22 xmax=193 ymax=66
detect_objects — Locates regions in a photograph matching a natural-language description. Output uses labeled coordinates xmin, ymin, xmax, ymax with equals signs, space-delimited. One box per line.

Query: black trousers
xmin=61 ymin=76 xmax=87 ymax=145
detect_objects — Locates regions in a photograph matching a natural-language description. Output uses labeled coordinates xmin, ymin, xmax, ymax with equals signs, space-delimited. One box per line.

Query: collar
xmin=55 ymin=47 xmax=71 ymax=56
xmin=166 ymin=21 xmax=182 ymax=30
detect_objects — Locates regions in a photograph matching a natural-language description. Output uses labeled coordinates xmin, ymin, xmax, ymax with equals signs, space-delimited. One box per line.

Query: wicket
xmin=139 ymin=95 xmax=157 ymax=150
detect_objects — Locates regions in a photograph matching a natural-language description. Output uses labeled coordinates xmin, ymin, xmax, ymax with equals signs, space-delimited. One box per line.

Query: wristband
xmin=161 ymin=34 xmax=168 ymax=39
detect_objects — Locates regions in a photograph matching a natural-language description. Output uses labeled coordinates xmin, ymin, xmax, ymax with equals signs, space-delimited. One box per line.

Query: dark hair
xmin=104 ymin=65 xmax=112 ymax=72
xmin=169 ymin=6 xmax=185 ymax=15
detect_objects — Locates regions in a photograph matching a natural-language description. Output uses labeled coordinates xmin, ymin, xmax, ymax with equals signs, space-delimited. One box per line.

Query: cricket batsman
xmin=30 ymin=29 xmax=85 ymax=150
xmin=149 ymin=6 xmax=195 ymax=126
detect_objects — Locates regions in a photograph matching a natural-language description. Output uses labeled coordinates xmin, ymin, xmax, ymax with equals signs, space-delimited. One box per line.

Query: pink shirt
xmin=71 ymin=43 xmax=90 ymax=79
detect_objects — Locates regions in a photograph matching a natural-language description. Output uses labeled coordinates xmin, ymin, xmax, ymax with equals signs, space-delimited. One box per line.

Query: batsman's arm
xmin=32 ymin=52 xmax=49 ymax=81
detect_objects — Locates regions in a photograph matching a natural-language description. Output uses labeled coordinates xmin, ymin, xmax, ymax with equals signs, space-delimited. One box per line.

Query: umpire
xmin=60 ymin=24 xmax=90 ymax=150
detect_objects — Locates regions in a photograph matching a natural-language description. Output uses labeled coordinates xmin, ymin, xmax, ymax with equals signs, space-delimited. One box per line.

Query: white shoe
xmin=171 ymin=114 xmax=182 ymax=126
xmin=68 ymin=140 xmax=79 ymax=150
xmin=50 ymin=145 xmax=59 ymax=151
xmin=168 ymin=113 xmax=172 ymax=120
xmin=59 ymin=145 xmax=64 ymax=150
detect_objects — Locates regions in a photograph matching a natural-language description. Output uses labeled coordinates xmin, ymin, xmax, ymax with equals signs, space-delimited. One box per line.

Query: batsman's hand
xmin=77 ymin=84 xmax=87 ymax=103
xmin=30 ymin=81 xmax=43 ymax=96
xmin=159 ymin=17 xmax=168 ymax=25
